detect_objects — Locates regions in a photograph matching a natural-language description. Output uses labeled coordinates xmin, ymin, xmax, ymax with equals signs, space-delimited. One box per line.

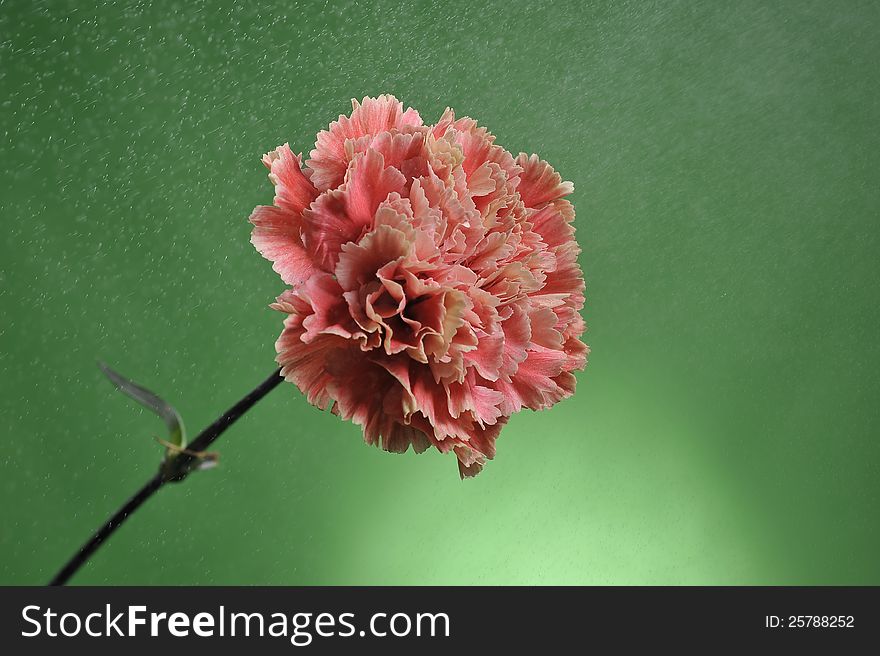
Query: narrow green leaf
xmin=98 ymin=362 xmax=187 ymax=449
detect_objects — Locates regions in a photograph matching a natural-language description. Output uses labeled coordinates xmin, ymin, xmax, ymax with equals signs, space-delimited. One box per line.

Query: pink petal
xmin=516 ymin=153 xmax=574 ymax=208
xmin=249 ymin=205 xmax=316 ymax=286
xmin=307 ymin=95 xmax=422 ymax=191
xmin=276 ymin=327 xmax=346 ymax=411
xmin=335 ymin=224 xmax=411 ymax=290
xmin=262 ymin=144 xmax=318 ymax=214
xmin=507 ymin=345 xmax=571 ymax=411
xmin=344 ymin=149 xmax=406 ymax=226
xmin=455 ymin=444 xmax=486 ymax=478
xmin=299 ymin=273 xmax=354 ymax=342
xmin=301 ymin=190 xmax=354 ymax=272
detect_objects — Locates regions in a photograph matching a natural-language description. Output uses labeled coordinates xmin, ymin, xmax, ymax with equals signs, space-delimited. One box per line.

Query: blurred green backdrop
xmin=2 ymin=0 xmax=879 ymax=585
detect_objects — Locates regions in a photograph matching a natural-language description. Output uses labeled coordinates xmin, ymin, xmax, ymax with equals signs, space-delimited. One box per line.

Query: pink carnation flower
xmin=250 ymin=95 xmax=588 ymax=477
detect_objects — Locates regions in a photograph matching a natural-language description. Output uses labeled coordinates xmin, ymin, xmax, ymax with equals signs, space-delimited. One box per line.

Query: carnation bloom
xmin=250 ymin=95 xmax=588 ymax=477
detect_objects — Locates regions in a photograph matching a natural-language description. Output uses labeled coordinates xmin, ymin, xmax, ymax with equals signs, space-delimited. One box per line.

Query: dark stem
xmin=48 ymin=367 xmax=284 ymax=586
xmin=48 ymin=474 xmax=164 ymax=587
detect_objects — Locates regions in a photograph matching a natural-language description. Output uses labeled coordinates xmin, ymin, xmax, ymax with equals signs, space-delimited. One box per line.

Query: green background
xmin=2 ymin=0 xmax=879 ymax=585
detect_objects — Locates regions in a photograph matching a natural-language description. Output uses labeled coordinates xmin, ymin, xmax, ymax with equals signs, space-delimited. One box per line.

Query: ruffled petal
xmin=249 ymin=205 xmax=316 ymax=286
xmin=516 ymin=153 xmax=574 ymax=208
xmin=344 ymin=148 xmax=407 ymax=226
xmin=262 ymin=144 xmax=318 ymax=214
xmin=307 ymin=94 xmax=423 ymax=191
xmin=336 ymin=224 xmax=412 ymax=290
